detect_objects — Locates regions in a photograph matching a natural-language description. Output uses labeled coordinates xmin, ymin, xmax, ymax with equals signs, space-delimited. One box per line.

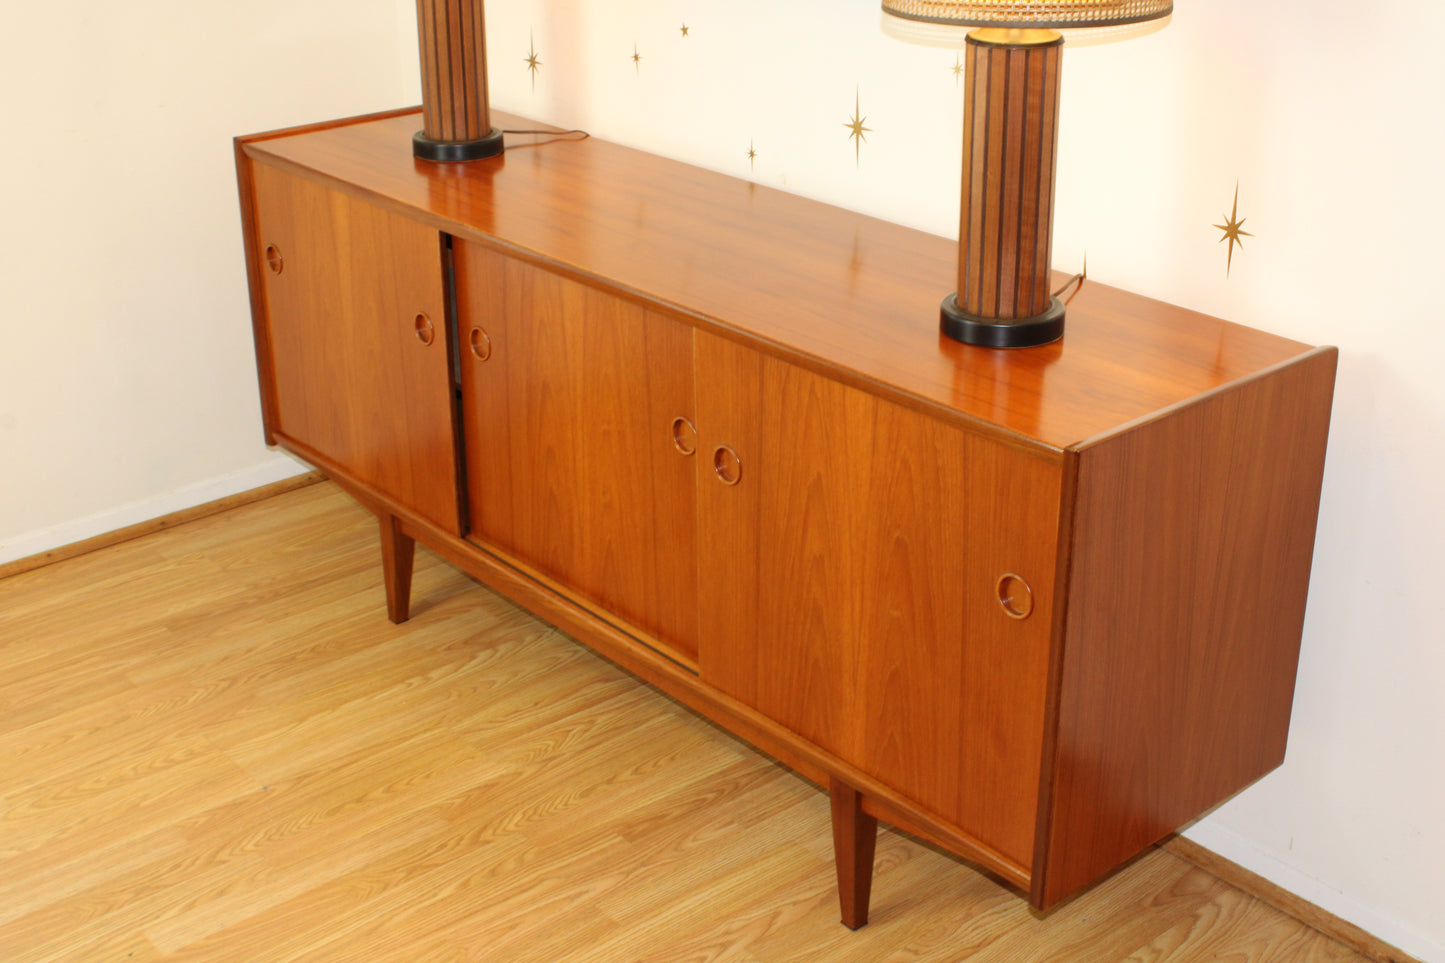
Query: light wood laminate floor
xmin=0 ymin=483 xmax=1371 ymax=962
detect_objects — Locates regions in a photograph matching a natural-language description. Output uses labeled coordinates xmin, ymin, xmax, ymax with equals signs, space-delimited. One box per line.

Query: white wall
xmin=2 ymin=0 xmax=1440 ymax=958
xmin=0 ymin=1 xmax=414 ymax=561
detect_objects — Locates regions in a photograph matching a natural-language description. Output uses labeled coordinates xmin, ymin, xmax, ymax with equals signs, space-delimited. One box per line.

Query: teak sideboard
xmin=235 ymin=108 xmax=1336 ymax=925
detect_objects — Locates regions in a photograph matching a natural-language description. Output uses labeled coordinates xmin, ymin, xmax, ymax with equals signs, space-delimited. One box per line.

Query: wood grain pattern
xmin=951 ymin=429 xmax=1060 ymax=866
xmin=234 ymin=137 xmax=281 ymax=448
xmin=374 ymin=431 xmax=1034 ymax=890
xmin=241 ymin=110 xmax=1313 ymax=454
xmin=1035 ymin=348 xmax=1339 ymax=907
xmin=237 ymin=111 xmax=1338 ymax=919
xmin=958 ymin=33 xmax=1061 ymax=319
xmin=694 ymin=332 xmax=1056 ymax=871
xmin=829 ymin=778 xmax=878 ymax=929
xmin=1163 ymin=836 xmax=1424 ymax=963
xmin=379 ymin=513 xmax=415 ymax=623
xmin=0 ymin=483 xmax=1376 ymax=962
xmin=456 ymin=243 xmax=700 ymax=664
xmin=249 ymin=163 xmax=461 ymax=534
xmin=695 ymin=332 xmax=860 ymax=756
xmin=0 ymin=471 xmax=323 ymax=581
xmin=415 ymin=0 xmax=492 ymax=143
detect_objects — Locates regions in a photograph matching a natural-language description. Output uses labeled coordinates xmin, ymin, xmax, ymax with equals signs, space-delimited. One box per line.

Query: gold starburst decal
xmin=747 ymin=140 xmax=757 ymax=172
xmin=952 ymin=54 xmax=964 ymax=84
xmin=524 ymin=34 xmax=542 ymax=92
xmin=680 ymin=23 xmax=690 ymax=37
xmin=631 ymin=43 xmax=642 ymax=73
xmin=1214 ymin=182 xmax=1252 ymax=277
xmin=845 ymin=88 xmax=871 ymax=167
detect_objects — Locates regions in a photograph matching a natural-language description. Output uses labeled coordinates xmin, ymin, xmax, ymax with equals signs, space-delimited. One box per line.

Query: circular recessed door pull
xmin=264 ymin=244 xmax=283 ymax=275
xmin=671 ymin=417 xmax=698 ymax=455
xmin=996 ymin=573 xmax=1034 ymax=620
xmin=414 ymin=312 xmax=435 ymax=346
xmin=469 ymin=326 xmax=492 ymax=361
xmin=713 ymin=445 xmax=742 ymax=485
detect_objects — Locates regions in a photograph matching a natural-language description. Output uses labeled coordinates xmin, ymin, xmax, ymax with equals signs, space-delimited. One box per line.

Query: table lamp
xmin=882 ymin=1 xmax=1172 ymax=347
xmin=412 ymin=0 xmax=504 ymax=161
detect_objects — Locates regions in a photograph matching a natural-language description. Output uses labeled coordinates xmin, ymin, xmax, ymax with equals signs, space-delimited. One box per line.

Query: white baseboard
xmin=0 ymin=455 xmax=311 ymax=566
xmin=1183 ymin=821 xmax=1443 ymax=962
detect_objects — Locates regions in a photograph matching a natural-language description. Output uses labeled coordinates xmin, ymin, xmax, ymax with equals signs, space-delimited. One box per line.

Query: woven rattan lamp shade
xmin=881 ymin=0 xmax=1172 ymax=28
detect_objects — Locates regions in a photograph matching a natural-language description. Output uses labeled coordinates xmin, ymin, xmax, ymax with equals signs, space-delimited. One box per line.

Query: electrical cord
xmin=1052 ymin=256 xmax=1087 ymax=305
xmin=501 ymin=128 xmax=590 ymax=150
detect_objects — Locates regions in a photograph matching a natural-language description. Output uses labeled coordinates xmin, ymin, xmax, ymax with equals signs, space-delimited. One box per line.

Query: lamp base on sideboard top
xmin=941 ymin=294 xmax=1065 ymax=348
xmin=413 ymin=127 xmax=505 ymax=162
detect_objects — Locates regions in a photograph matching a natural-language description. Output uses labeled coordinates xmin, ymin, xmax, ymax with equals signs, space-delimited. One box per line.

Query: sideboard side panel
xmin=1036 ymin=347 xmax=1338 ymax=907
xmin=235 ymin=143 xmax=280 ymax=447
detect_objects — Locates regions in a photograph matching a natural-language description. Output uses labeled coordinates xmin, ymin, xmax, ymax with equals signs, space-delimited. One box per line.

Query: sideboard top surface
xmin=243 ymin=109 xmax=1315 ymax=453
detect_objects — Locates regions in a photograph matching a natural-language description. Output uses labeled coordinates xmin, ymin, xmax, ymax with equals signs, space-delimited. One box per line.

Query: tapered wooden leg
xmin=379 ymin=514 xmax=415 ymax=624
xmin=829 ymin=776 xmax=878 ymax=930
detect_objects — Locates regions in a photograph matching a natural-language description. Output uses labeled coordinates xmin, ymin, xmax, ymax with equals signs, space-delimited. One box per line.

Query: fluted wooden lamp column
xmin=882 ymin=1 xmax=1172 ymax=347
xmin=413 ymin=0 xmax=503 ymax=161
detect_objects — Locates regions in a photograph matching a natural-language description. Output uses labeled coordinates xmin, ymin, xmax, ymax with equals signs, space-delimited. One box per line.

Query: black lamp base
xmin=413 ymin=127 xmax=505 ymax=162
xmin=940 ymin=294 xmax=1065 ymax=348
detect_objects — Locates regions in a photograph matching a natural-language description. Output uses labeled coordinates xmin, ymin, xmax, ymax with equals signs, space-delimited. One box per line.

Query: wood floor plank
xmin=146 ymin=809 xmax=452 ymax=954
xmin=0 ymin=731 xmax=483 ymax=959
xmin=0 ymin=483 xmax=1377 ymax=962
xmin=0 ymin=738 xmax=258 ymax=870
xmin=162 ymin=823 xmax=534 ymax=963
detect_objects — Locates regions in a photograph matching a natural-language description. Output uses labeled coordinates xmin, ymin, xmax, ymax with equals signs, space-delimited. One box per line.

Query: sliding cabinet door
xmin=455 ymin=244 xmax=700 ymax=665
